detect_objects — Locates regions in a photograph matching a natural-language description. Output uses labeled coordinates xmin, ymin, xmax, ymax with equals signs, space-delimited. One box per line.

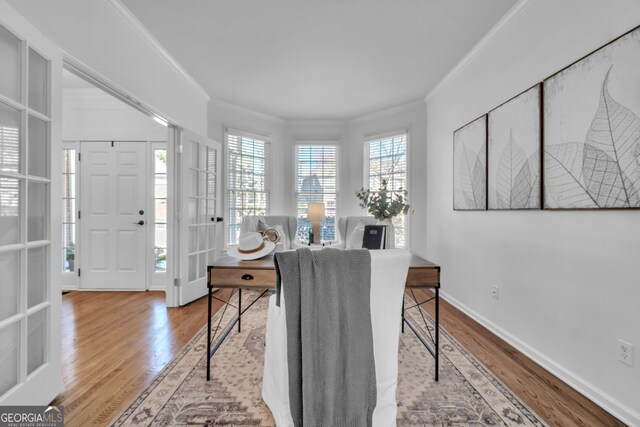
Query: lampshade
xmin=307 ymin=203 xmax=326 ymax=222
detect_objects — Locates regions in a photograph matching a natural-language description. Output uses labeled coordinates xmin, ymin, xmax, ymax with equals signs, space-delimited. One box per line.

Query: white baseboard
xmin=440 ymin=291 xmax=640 ymax=426
xmin=68 ymin=288 xmax=148 ymax=292
xmin=63 ymin=286 xmax=165 ymax=292
xmin=63 ymin=286 xmax=166 ymax=292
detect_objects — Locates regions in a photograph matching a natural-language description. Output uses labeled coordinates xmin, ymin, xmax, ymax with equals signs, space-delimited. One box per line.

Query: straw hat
xmin=227 ymin=232 xmax=275 ymax=260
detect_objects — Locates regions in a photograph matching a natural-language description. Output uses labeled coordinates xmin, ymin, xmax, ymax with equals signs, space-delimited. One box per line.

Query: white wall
xmin=63 ymin=88 xmax=166 ymax=141
xmin=425 ymin=0 xmax=640 ymax=423
xmin=348 ymin=100 xmax=427 ymax=256
xmin=7 ymin=0 xmax=209 ymax=134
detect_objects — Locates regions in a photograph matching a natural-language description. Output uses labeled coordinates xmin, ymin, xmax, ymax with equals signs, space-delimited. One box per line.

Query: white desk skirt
xmin=262 ymin=249 xmax=411 ymax=427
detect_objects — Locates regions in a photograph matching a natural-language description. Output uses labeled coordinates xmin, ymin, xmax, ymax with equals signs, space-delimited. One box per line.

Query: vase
xmin=376 ymin=218 xmax=395 ymax=249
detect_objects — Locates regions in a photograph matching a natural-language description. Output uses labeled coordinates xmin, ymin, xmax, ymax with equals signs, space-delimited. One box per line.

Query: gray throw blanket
xmin=274 ymin=248 xmax=377 ymax=427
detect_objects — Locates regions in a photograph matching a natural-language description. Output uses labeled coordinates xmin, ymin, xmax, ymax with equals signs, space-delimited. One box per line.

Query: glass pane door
xmin=179 ymin=131 xmax=221 ymax=306
xmin=0 ymin=23 xmax=53 ymax=403
xmin=187 ymin=142 xmax=218 ymax=283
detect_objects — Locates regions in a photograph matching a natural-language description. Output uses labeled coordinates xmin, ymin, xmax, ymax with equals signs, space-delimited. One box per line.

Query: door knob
xmin=134 ymin=220 xmax=145 ymax=225
xmin=139 ymin=210 xmax=144 ymax=215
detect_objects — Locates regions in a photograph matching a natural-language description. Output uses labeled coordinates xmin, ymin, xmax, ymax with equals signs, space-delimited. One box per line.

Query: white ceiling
xmin=119 ymin=0 xmax=515 ymax=119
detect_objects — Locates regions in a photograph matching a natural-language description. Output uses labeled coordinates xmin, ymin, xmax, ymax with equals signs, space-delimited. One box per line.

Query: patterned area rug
xmin=110 ymin=291 xmax=546 ymax=426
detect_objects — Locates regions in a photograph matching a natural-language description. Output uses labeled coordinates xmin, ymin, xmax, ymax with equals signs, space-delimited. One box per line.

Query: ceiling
xmin=119 ymin=0 xmax=514 ymax=119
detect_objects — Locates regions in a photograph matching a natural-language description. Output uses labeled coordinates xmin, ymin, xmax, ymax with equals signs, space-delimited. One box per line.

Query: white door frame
xmin=165 ymin=126 xmax=179 ymax=307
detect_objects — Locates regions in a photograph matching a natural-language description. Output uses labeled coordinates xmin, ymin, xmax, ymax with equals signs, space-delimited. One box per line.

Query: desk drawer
xmin=406 ymin=267 xmax=439 ymax=288
xmin=210 ymin=268 xmax=276 ymax=289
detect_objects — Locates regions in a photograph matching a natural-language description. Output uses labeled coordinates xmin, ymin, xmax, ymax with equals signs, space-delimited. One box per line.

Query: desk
xmin=206 ymin=253 xmax=441 ymax=381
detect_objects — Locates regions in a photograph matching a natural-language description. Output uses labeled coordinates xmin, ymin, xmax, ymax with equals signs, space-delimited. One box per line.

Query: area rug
xmin=110 ymin=290 xmax=547 ymax=426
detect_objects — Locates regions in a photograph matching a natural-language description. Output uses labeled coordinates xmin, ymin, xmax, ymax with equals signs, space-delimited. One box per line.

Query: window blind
xmin=364 ymin=132 xmax=408 ymax=247
xmin=226 ymin=131 xmax=270 ymax=245
xmin=295 ymin=144 xmax=337 ymax=241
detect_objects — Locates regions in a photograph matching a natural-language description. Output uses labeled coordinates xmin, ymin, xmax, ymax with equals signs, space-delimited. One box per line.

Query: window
xmin=295 ymin=144 xmax=337 ymax=241
xmin=364 ymin=132 xmax=408 ymax=247
xmin=62 ymin=148 xmax=76 ymax=272
xmin=226 ymin=130 xmax=269 ymax=245
xmin=153 ymin=148 xmax=167 ymax=271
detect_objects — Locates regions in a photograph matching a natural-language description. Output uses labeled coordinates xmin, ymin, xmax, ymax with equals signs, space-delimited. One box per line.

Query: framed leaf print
xmin=453 ymin=115 xmax=487 ymax=210
xmin=488 ymin=85 xmax=541 ymax=210
xmin=543 ymin=26 xmax=640 ymax=209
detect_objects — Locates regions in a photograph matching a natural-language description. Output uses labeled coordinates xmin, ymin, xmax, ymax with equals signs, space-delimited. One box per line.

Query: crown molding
xmin=104 ymin=0 xmax=210 ymax=102
xmin=286 ymin=119 xmax=348 ymax=127
xmin=348 ymin=98 xmax=426 ymax=124
xmin=63 ymin=87 xmax=138 ymax=110
xmin=209 ymin=98 xmax=285 ymax=124
xmin=424 ymin=0 xmax=534 ymax=102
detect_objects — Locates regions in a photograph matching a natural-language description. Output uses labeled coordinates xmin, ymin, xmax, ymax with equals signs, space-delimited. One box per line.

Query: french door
xmin=0 ymin=5 xmax=63 ymax=405
xmin=79 ymin=141 xmax=147 ymax=290
xmin=178 ymin=130 xmax=222 ymax=306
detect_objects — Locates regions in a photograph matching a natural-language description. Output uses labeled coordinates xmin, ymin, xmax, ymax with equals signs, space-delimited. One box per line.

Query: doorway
xmin=61 ymin=69 xmax=168 ymax=291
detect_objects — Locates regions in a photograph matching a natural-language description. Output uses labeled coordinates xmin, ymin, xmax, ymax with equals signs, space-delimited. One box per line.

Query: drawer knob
xmin=241 ymin=274 xmax=254 ymax=280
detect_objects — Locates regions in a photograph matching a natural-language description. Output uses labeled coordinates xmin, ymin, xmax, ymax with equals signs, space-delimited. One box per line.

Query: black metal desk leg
xmin=435 ymin=287 xmax=439 ymax=382
xmin=401 ymin=296 xmax=405 ymax=333
xmin=238 ymin=288 xmax=242 ymax=332
xmin=206 ymin=284 xmax=212 ymax=381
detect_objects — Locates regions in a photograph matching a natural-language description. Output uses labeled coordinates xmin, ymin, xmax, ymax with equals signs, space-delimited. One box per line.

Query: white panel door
xmin=179 ymin=130 xmax=222 ymax=305
xmin=80 ymin=141 xmax=147 ymax=290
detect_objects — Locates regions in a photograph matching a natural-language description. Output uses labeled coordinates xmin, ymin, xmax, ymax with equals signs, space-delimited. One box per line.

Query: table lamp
xmin=307 ymin=202 xmax=325 ymax=242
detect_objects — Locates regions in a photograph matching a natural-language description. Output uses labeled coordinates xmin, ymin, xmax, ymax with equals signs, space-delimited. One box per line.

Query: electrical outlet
xmin=618 ymin=339 xmax=634 ymax=367
xmin=491 ymin=285 xmax=499 ymax=300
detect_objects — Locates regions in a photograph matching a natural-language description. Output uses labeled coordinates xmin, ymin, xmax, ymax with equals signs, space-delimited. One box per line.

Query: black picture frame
xmin=453 ymin=115 xmax=488 ymax=211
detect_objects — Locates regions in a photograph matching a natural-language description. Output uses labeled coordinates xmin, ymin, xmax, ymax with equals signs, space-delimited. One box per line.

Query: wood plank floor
xmin=54 ymin=289 xmax=622 ymax=426
xmin=52 ymin=290 xmax=231 ymax=427
xmin=412 ymin=289 xmax=623 ymax=427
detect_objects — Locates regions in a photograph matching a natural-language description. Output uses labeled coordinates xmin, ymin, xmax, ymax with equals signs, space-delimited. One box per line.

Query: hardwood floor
xmin=412 ymin=289 xmax=624 ymax=426
xmin=55 ymin=289 xmax=622 ymax=426
xmin=53 ymin=290 xmax=231 ymax=427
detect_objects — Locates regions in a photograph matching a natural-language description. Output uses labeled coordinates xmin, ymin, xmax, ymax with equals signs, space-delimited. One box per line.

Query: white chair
xmin=262 ymin=249 xmax=411 ymax=426
xmin=239 ymin=216 xmax=305 ymax=250
xmin=335 ymin=216 xmax=395 ymax=249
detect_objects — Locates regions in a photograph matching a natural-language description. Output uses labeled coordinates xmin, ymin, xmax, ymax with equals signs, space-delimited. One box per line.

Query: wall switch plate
xmin=618 ymin=339 xmax=634 ymax=367
xmin=491 ymin=285 xmax=499 ymax=300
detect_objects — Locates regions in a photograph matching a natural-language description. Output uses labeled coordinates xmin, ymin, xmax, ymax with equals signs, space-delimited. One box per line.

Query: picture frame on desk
xmin=362 ymin=225 xmax=387 ymax=250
